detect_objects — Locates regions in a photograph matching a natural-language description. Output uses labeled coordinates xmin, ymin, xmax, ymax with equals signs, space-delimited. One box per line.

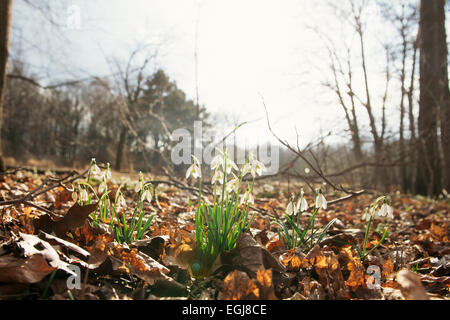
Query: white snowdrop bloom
xmin=116 ymin=194 xmax=127 ymax=209
xmin=186 ymin=163 xmax=201 ymax=179
xmin=362 ymin=207 xmax=375 ymax=221
xmin=80 ymin=188 xmax=89 ymax=202
xmin=286 ymin=201 xmax=296 ymax=215
xmin=226 ymin=175 xmax=239 ymax=193
xmin=304 ymin=168 xmax=310 ymax=174
xmin=248 ymin=153 xmax=265 ymax=177
xmin=386 ymin=205 xmax=394 ymax=219
xmin=239 ymin=191 xmax=254 ymax=205
xmin=225 ymin=159 xmax=238 ymax=174
xmin=186 ymin=155 xmax=202 ymax=180
xmin=315 ymin=191 xmax=327 ymax=210
xmin=251 ymin=161 xmax=265 ymax=177
xmin=211 ymin=154 xmax=224 ymax=171
xmin=211 ymin=169 xmax=224 ymax=184
xmin=135 ymin=172 xmax=144 ymax=193
xmin=90 ymin=163 xmax=102 ymax=179
xmin=377 ymin=203 xmax=394 ymax=219
xmin=98 ymin=181 xmax=107 ymax=194
xmin=241 ymin=162 xmax=252 ymax=177
xmin=141 ymin=189 xmax=152 ymax=203
xmin=103 ymin=164 xmax=112 ymax=181
xmin=296 ymin=190 xmax=308 ymax=212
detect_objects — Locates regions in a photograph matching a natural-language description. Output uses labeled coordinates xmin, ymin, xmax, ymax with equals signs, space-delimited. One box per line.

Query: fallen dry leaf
xmin=396 ymin=269 xmax=429 ymax=300
xmin=219 ymin=270 xmax=260 ymax=300
xmin=0 ymin=254 xmax=55 ymax=283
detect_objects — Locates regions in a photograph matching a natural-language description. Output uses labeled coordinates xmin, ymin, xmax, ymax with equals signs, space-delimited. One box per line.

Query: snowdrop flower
xmin=135 ymin=172 xmax=144 ymax=193
xmin=296 ymin=189 xmax=308 ymax=212
xmin=103 ymin=163 xmax=112 ymax=181
xmin=304 ymin=168 xmax=310 ymax=174
xmin=116 ymin=193 xmax=127 ymax=209
xmin=186 ymin=156 xmax=202 ymax=180
xmin=74 ymin=187 xmax=89 ymax=203
xmin=226 ymin=174 xmax=239 ymax=193
xmin=81 ymin=188 xmax=89 ymax=202
xmin=89 ymin=160 xmax=102 ymax=179
xmin=362 ymin=207 xmax=375 ymax=221
xmin=98 ymin=181 xmax=107 ymax=194
xmin=211 ymin=153 xmax=225 ymax=171
xmin=248 ymin=153 xmax=265 ymax=177
xmin=315 ymin=189 xmax=327 ymax=210
xmin=141 ymin=188 xmax=152 ymax=203
xmin=241 ymin=162 xmax=252 ymax=177
xmin=239 ymin=190 xmax=254 ymax=205
xmin=211 ymin=169 xmax=224 ymax=184
xmin=72 ymin=191 xmax=78 ymax=203
xmin=286 ymin=201 xmax=296 ymax=215
xmin=376 ymin=202 xmax=394 ymax=219
xmin=225 ymin=159 xmax=238 ymax=174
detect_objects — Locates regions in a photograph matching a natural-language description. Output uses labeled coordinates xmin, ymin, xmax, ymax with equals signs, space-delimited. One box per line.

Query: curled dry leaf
xmin=229 ymin=233 xmax=286 ymax=277
xmin=34 ymin=202 xmax=98 ymax=237
xmin=0 ymin=254 xmax=55 ymax=284
xmin=340 ymin=246 xmax=366 ymax=292
xmin=396 ymin=269 xmax=429 ymax=300
xmin=219 ymin=270 xmax=260 ymax=300
xmin=16 ymin=232 xmax=76 ymax=276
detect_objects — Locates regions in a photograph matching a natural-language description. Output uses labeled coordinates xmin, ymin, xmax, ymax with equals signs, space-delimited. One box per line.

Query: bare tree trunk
xmin=435 ymin=0 xmax=450 ymax=193
xmin=416 ymin=0 xmax=443 ymax=196
xmin=399 ymin=32 xmax=408 ymax=192
xmin=408 ymin=40 xmax=418 ymax=194
xmin=115 ymin=126 xmax=127 ymax=171
xmin=0 ymin=0 xmax=13 ymax=172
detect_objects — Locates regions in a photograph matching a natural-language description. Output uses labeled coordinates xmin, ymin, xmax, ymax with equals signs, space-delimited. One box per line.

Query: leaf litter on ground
xmin=0 ymin=170 xmax=448 ymax=300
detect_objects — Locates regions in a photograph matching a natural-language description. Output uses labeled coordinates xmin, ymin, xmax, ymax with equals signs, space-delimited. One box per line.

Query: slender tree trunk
xmin=435 ymin=1 xmax=450 ymax=193
xmin=416 ymin=0 xmax=443 ymax=196
xmin=408 ymin=40 xmax=418 ymax=194
xmin=399 ymin=34 xmax=407 ymax=192
xmin=115 ymin=126 xmax=127 ymax=171
xmin=0 ymin=0 xmax=13 ymax=172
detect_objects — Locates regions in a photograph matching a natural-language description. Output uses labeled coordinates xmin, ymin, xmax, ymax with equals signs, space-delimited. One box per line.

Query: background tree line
xmin=0 ymin=0 xmax=448 ymax=198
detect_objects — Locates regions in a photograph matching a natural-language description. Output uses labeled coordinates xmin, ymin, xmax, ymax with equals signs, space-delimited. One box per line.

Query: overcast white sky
xmin=11 ymin=0 xmax=435 ymax=149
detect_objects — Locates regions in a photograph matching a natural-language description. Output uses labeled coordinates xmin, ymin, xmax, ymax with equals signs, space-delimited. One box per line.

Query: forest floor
xmin=0 ymin=168 xmax=448 ymax=300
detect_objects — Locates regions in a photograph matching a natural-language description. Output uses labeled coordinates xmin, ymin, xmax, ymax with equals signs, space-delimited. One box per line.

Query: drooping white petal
xmin=241 ymin=162 xmax=251 ymax=176
xmin=98 ymin=181 xmax=107 ymax=194
xmin=226 ymin=176 xmax=239 ymax=193
xmin=185 ymin=164 xmax=194 ymax=179
xmin=286 ymin=201 xmax=295 ymax=215
xmin=377 ymin=203 xmax=388 ymax=217
xmin=386 ymin=205 xmax=394 ymax=219
xmin=141 ymin=189 xmax=152 ymax=203
xmin=251 ymin=160 xmax=265 ymax=177
xmin=316 ymin=193 xmax=327 ymax=210
xmin=211 ymin=154 xmax=224 ymax=171
xmin=80 ymin=188 xmax=89 ymax=202
xmin=117 ymin=194 xmax=127 ymax=208
xmin=211 ymin=170 xmax=224 ymax=184
xmin=90 ymin=164 xmax=102 ymax=179
xmin=297 ymin=196 xmax=308 ymax=212
xmin=225 ymin=159 xmax=238 ymax=174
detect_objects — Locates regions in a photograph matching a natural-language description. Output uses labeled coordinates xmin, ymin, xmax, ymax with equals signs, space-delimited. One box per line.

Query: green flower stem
xmin=362 ymin=215 xmax=373 ymax=257
xmin=362 ymin=228 xmax=388 ymax=261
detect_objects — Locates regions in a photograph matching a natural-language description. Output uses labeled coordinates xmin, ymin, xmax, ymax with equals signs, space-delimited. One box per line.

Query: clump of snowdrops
xmin=275 ymin=188 xmax=336 ymax=251
xmin=356 ymin=195 xmax=393 ymax=261
xmin=72 ymin=159 xmax=154 ymax=244
xmin=186 ymin=149 xmax=265 ymax=272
